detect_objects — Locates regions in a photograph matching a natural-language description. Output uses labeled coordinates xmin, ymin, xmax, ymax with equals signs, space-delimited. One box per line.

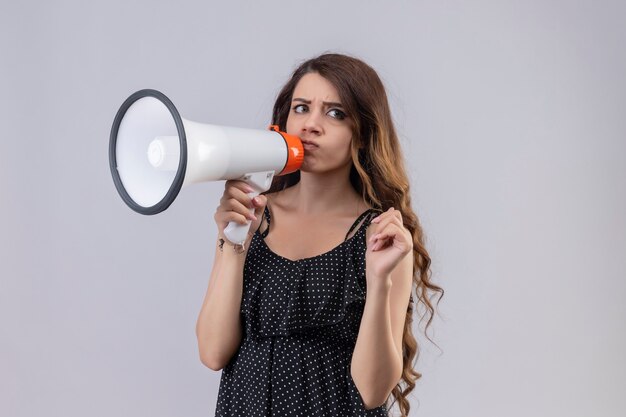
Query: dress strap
xmin=259 ymin=205 xmax=271 ymax=238
xmin=343 ymin=208 xmax=381 ymax=241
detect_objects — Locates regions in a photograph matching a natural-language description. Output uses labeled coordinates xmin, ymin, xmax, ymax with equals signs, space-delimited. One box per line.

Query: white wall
xmin=1 ymin=1 xmax=624 ymax=416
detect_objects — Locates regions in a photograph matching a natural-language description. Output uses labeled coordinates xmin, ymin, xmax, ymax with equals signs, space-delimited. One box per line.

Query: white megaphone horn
xmin=109 ymin=89 xmax=304 ymax=245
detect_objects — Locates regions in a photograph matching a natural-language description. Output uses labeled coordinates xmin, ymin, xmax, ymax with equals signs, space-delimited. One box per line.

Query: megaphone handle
xmin=223 ymin=171 xmax=275 ymax=245
xmin=222 ymin=190 xmax=259 ymax=245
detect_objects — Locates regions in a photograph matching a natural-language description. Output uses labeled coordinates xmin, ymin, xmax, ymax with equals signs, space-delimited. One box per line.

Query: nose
xmin=302 ymin=108 xmax=322 ymax=135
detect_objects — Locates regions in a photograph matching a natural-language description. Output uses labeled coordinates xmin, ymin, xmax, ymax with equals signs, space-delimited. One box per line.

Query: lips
xmin=301 ymin=139 xmax=319 ymax=149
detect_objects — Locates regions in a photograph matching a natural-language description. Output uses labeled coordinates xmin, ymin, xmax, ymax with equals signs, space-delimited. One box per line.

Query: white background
xmin=1 ymin=1 xmax=624 ymax=416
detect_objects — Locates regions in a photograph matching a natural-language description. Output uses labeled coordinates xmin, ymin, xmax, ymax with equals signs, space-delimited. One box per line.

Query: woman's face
xmin=286 ymin=72 xmax=354 ymax=174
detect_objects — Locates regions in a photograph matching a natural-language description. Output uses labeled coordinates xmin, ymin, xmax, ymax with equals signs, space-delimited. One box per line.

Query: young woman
xmin=196 ymin=53 xmax=444 ymax=417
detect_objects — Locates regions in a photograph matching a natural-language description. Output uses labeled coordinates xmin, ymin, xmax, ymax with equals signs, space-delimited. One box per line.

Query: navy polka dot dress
xmin=214 ymin=205 xmax=393 ymax=416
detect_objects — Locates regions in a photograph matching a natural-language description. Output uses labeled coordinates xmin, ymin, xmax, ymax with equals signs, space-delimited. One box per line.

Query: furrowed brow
xmin=292 ymin=97 xmax=344 ymax=108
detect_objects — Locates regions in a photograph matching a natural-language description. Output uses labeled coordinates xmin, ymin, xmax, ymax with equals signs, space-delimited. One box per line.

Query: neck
xmin=289 ymin=168 xmax=362 ymax=216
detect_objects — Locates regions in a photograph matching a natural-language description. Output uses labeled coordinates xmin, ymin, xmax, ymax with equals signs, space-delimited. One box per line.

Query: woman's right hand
xmin=213 ymin=180 xmax=268 ymax=244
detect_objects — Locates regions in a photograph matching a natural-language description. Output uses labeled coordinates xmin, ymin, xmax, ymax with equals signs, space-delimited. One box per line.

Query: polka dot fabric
xmin=215 ymin=206 xmax=394 ymax=416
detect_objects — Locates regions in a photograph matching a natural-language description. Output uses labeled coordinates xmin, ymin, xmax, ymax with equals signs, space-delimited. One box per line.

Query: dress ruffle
xmin=242 ymin=231 xmax=369 ymax=344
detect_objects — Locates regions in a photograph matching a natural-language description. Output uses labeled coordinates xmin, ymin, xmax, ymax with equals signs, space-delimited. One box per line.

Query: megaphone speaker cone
xmin=109 ymin=89 xmax=187 ymax=215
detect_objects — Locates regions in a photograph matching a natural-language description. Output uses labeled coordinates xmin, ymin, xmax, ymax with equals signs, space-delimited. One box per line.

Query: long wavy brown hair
xmin=265 ymin=53 xmax=444 ymax=416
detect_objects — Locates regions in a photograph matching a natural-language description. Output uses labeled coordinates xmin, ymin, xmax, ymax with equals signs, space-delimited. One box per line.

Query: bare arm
xmin=195 ymin=181 xmax=267 ymax=371
xmin=351 ymin=209 xmax=414 ymax=409
xmin=195 ymin=237 xmax=249 ymax=370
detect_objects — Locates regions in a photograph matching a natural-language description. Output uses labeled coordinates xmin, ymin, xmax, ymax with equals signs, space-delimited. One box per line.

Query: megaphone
xmin=109 ymin=89 xmax=303 ymax=245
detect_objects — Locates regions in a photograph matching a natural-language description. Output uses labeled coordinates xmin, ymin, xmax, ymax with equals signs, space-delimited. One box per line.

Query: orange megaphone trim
xmin=269 ymin=125 xmax=304 ymax=175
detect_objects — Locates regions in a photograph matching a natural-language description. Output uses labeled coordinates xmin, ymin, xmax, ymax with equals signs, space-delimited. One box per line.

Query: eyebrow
xmin=292 ymin=97 xmax=344 ymax=108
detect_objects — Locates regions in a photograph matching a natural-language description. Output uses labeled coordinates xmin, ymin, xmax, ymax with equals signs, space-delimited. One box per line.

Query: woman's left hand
xmin=366 ymin=207 xmax=413 ymax=284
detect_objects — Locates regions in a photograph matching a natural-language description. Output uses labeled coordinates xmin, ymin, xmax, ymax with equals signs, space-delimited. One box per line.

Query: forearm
xmin=351 ymin=278 xmax=402 ymax=409
xmin=195 ymin=238 xmax=249 ymax=370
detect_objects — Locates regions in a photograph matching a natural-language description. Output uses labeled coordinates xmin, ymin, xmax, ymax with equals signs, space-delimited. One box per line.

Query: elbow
xmin=197 ymin=340 xmax=227 ymax=371
xmin=352 ymin=377 xmax=392 ymax=411
xmin=196 ymin=321 xmax=242 ymax=371
xmin=361 ymin=391 xmax=392 ymax=411
xmin=196 ymin=338 xmax=239 ymax=371
xmin=199 ymin=352 xmax=225 ymax=371
xmin=196 ymin=329 xmax=226 ymax=371
xmin=355 ymin=370 xmax=401 ymax=410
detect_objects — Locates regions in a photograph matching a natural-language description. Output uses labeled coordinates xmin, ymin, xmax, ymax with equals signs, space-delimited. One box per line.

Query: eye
xmin=292 ymin=104 xmax=308 ymax=114
xmin=327 ymin=108 xmax=346 ymax=120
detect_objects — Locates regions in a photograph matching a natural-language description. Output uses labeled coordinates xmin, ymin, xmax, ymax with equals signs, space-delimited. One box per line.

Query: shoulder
xmin=258 ymin=189 xmax=291 ymax=232
xmin=262 ymin=187 xmax=293 ymax=210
